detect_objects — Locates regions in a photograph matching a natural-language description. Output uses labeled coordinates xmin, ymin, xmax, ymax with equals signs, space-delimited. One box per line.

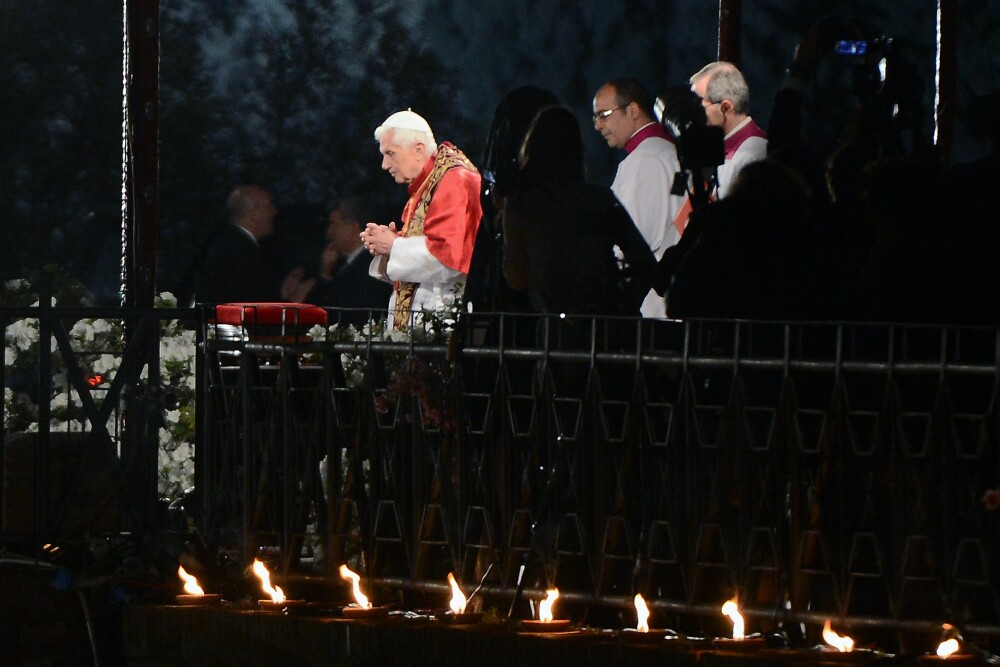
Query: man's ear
xmin=414 ymin=142 xmax=426 ymax=157
xmin=719 ymin=99 xmax=734 ymax=116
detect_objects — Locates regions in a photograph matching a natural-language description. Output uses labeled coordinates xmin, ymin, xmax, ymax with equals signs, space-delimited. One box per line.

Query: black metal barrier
xmin=198 ymin=310 xmax=1000 ymax=650
xmin=2 ymin=305 xmax=197 ymax=555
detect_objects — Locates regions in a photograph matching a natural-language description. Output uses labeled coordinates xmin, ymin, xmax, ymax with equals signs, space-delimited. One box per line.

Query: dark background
xmin=1 ymin=0 xmax=998 ymax=305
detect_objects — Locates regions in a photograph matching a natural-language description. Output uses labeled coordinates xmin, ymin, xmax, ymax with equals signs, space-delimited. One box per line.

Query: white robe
xmin=369 ymin=237 xmax=465 ymax=330
xmin=611 ymin=132 xmax=685 ymax=319
xmin=717 ymin=117 xmax=768 ymax=199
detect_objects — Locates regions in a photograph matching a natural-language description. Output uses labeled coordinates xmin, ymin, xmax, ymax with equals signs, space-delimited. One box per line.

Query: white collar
xmin=724 ymin=116 xmax=753 ymax=140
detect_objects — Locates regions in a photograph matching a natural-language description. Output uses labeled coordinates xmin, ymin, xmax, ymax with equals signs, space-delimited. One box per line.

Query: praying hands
xmin=360 ymin=222 xmax=398 ymax=256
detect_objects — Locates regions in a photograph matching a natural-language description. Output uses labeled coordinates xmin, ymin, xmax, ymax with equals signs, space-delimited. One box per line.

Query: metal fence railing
xmin=197 ymin=310 xmax=1000 ymax=652
xmin=2 ymin=305 xmax=198 ymax=556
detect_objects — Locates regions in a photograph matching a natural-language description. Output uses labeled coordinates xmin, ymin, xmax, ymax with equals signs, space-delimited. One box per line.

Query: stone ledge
xmin=121 ymin=604 xmax=951 ymax=666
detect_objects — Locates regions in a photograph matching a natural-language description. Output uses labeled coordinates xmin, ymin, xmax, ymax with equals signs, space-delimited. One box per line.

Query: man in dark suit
xmin=196 ymin=185 xmax=284 ymax=304
xmin=307 ymin=196 xmax=391 ymax=327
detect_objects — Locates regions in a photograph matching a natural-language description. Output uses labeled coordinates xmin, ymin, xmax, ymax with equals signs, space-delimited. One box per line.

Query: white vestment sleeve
xmin=385 ymin=236 xmax=463 ymax=284
xmin=368 ymin=255 xmax=390 ymax=282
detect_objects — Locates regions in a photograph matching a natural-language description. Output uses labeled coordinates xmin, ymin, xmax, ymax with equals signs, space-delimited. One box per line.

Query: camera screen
xmin=835 ymin=40 xmax=868 ymax=56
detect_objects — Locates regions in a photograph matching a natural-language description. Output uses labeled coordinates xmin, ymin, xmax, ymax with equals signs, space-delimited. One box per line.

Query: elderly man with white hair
xmin=689 ymin=61 xmax=768 ymax=199
xmin=361 ymin=109 xmax=482 ymax=330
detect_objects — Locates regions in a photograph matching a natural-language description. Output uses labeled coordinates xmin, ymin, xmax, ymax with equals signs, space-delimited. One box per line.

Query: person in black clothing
xmin=195 ymin=184 xmax=282 ymax=304
xmin=466 ymin=85 xmax=560 ymax=315
xmin=663 ymin=158 xmax=815 ymax=320
xmin=305 ymin=196 xmax=392 ymax=327
xmin=502 ymin=105 xmax=659 ymax=317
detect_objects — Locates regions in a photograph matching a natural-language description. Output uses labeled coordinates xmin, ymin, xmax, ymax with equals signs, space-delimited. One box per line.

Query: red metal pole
xmin=123 ymin=0 xmax=159 ymax=309
xmin=718 ymin=0 xmax=742 ymax=66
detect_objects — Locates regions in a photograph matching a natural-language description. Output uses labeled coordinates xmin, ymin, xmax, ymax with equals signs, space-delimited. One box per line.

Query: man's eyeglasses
xmin=592 ymin=107 xmax=624 ymax=123
xmin=701 ymin=97 xmax=723 ymax=106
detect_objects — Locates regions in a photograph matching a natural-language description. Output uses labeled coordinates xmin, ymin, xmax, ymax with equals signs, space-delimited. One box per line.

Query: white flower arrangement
xmin=3 ymin=273 xmax=196 ymax=500
xmin=304 ymin=295 xmax=462 ymax=434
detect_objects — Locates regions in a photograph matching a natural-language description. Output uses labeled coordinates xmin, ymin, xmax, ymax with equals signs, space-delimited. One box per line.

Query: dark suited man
xmin=196 ymin=184 xmax=283 ymax=304
xmin=304 ymin=196 xmax=392 ymax=327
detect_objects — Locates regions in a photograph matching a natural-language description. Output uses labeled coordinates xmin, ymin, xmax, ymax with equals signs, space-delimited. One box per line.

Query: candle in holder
xmin=520 ymin=588 xmax=571 ymax=632
xmin=339 ymin=564 xmax=387 ymax=618
xmin=252 ymin=559 xmax=303 ymax=609
xmin=437 ymin=572 xmax=481 ymax=624
xmin=619 ymin=594 xmax=674 ymax=642
xmin=917 ymin=636 xmax=978 ymax=664
xmin=822 ymin=619 xmax=855 ymax=653
xmin=713 ymin=598 xmax=764 ymax=650
xmin=175 ymin=565 xmax=221 ymax=605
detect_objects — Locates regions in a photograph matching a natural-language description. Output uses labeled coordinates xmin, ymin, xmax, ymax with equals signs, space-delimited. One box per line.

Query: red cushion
xmin=214 ymin=302 xmax=328 ymax=327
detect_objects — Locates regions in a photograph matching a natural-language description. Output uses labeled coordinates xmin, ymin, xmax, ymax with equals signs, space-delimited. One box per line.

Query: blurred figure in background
xmin=195 ymin=184 xmax=283 ymax=304
xmin=299 ymin=196 xmax=392 ymax=327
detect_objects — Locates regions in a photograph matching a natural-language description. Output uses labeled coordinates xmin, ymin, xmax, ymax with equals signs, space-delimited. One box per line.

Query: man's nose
xmin=381 ymin=156 xmax=391 ymax=170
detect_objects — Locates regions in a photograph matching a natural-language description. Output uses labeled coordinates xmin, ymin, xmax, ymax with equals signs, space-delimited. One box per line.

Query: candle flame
xmin=538 ymin=588 xmax=559 ymax=622
xmin=937 ymin=638 xmax=960 ymax=658
xmin=721 ymin=598 xmax=744 ymax=640
xmin=177 ymin=565 xmax=204 ymax=596
xmin=447 ymin=572 xmax=467 ymax=614
xmin=339 ymin=564 xmax=372 ymax=609
xmin=634 ymin=593 xmax=650 ymax=632
xmin=822 ymin=619 xmax=855 ymax=652
xmin=252 ymin=559 xmax=285 ymax=603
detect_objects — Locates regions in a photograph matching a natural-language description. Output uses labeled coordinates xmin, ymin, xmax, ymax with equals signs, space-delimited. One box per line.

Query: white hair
xmin=373 ymin=126 xmax=437 ymax=154
xmin=690 ymin=61 xmax=750 ymax=115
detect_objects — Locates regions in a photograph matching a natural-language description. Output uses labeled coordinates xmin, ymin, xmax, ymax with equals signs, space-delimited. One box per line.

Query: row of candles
xmin=177 ymin=562 xmax=977 ymax=662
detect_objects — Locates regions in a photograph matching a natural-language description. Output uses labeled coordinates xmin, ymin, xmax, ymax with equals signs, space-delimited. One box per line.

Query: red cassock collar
xmin=625 ymin=122 xmax=673 ymax=154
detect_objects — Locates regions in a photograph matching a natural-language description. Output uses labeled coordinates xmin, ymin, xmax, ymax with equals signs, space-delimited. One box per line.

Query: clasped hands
xmin=360 ymin=222 xmax=398 ymax=257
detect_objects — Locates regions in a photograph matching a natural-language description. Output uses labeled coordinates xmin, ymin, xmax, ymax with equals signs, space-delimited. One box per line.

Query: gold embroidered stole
xmin=393 ymin=142 xmax=478 ymax=330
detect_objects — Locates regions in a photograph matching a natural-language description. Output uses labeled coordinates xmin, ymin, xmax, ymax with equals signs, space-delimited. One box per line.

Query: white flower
xmin=93 ymin=353 xmax=120 ymax=375
xmin=156 ymin=292 xmax=177 ymax=307
xmin=7 ymin=319 xmax=39 ymax=350
xmin=306 ymin=323 xmax=327 ymax=341
xmin=385 ymin=328 xmax=409 ymax=343
xmin=70 ymin=320 xmax=96 ymax=342
xmin=161 ymin=332 xmax=196 ymax=362
xmin=165 ymin=409 xmax=181 ymax=424
xmin=171 ymin=441 xmax=192 ymax=463
xmin=91 ymin=319 xmax=112 ymax=335
xmin=5 ymin=346 xmax=14 ymax=366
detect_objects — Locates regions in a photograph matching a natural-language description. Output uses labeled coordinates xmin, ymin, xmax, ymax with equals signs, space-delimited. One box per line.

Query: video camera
xmin=834 ymin=34 xmax=896 ymax=100
xmin=654 ymin=86 xmax=724 ymax=207
xmin=834 ymin=33 xmax=926 ymax=153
